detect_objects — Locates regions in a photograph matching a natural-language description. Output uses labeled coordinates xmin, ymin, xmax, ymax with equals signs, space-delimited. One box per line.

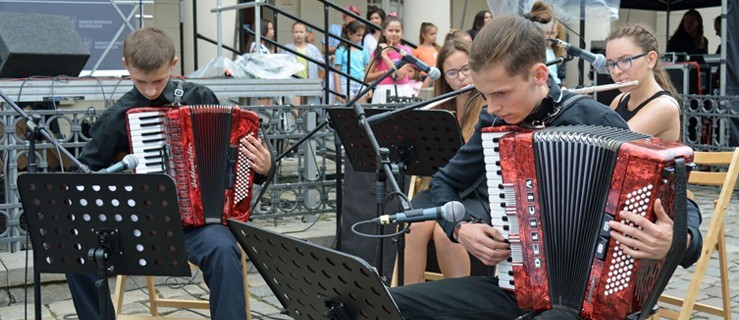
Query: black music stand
xmin=17 ymin=173 xmax=191 ymax=320
xmin=328 ymin=108 xmax=462 ymax=176
xmin=329 ymin=107 xmax=463 ymax=284
xmin=227 ymin=220 xmax=403 ymax=320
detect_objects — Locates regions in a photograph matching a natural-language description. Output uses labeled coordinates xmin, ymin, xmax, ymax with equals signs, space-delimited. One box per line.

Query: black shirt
xmin=666 ymin=32 xmax=708 ymax=55
xmin=614 ymin=91 xmax=671 ymax=122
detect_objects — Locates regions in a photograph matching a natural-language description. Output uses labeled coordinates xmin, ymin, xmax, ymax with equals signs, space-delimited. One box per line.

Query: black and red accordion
xmin=126 ymin=105 xmax=260 ymax=227
xmin=481 ymin=125 xmax=693 ymax=319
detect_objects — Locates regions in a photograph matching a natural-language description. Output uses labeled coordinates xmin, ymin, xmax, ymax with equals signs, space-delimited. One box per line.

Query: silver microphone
xmin=97 ymin=154 xmax=139 ymax=173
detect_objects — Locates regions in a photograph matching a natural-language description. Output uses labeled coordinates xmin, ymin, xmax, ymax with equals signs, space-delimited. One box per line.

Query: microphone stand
xmin=270 ymin=57 xmax=465 ymax=281
xmin=353 ymin=82 xmax=476 ymax=285
xmin=545 ymin=54 xmax=574 ymax=66
xmin=365 ymin=84 xmax=476 ymax=126
xmin=0 ymin=89 xmax=91 ymax=320
xmin=266 ymin=56 xmax=411 ymax=257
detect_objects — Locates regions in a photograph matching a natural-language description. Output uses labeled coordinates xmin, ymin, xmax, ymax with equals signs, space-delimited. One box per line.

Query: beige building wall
xmin=163 ymin=1 xmax=722 ymax=81
xmin=450 ymin=0 xmax=488 ymax=34
xmin=404 ymin=0 xmax=450 ymax=48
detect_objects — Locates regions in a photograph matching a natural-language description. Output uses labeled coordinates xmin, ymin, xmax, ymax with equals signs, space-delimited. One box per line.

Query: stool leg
xmin=147 ymin=276 xmax=160 ymax=316
xmin=113 ymin=275 xmax=126 ymax=316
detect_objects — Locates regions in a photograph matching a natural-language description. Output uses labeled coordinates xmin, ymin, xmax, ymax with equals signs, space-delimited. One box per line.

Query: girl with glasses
xmin=606 ymin=24 xmax=681 ymax=141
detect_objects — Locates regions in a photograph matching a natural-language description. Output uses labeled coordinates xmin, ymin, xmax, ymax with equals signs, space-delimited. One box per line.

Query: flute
xmin=567 ymin=80 xmax=639 ymax=94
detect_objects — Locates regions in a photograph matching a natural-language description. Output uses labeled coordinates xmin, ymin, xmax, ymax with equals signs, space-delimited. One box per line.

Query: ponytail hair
xmin=419 ymin=22 xmax=442 ymax=51
xmin=607 ymin=24 xmax=680 ymax=101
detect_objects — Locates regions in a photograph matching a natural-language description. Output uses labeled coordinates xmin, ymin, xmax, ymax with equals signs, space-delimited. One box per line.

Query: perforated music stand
xmin=328 ymin=108 xmax=462 ymax=176
xmin=17 ymin=173 xmax=191 ymax=319
xmin=228 ymin=220 xmax=404 ymax=320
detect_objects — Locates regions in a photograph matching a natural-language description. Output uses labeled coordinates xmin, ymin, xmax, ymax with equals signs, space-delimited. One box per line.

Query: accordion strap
xmin=637 ymin=158 xmax=688 ymax=320
xmin=172 ymin=80 xmax=185 ymax=106
xmin=522 ymin=94 xmax=591 ymax=128
xmin=543 ymin=94 xmax=590 ymax=126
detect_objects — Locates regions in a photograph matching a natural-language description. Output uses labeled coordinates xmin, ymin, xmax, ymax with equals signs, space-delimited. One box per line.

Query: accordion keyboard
xmin=481 ymin=130 xmax=519 ymax=290
xmin=127 ymin=110 xmax=167 ymax=173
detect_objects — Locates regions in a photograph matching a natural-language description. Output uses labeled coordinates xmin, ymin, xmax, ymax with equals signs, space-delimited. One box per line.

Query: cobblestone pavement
xmin=0 ymin=185 xmax=736 ymax=319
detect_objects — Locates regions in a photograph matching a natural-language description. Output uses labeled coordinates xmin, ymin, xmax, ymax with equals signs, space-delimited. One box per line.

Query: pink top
xmin=374 ymin=45 xmax=412 ymax=85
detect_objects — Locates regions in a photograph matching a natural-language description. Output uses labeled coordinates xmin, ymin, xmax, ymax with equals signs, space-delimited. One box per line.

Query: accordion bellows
xmin=481 ymin=125 xmax=693 ymax=320
xmin=126 ymin=105 xmax=260 ymax=227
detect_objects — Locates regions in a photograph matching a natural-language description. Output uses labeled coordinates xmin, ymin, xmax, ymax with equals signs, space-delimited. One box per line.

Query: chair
xmin=112 ymin=248 xmax=251 ymax=319
xmin=391 ymin=176 xmax=444 ymax=287
xmin=653 ymin=148 xmax=739 ymax=319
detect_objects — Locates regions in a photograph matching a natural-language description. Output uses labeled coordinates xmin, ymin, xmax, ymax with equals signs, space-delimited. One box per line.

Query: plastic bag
xmin=486 ymin=0 xmax=620 ymax=23
xmin=188 ymin=55 xmax=252 ymax=79
xmin=236 ymin=53 xmax=305 ymax=79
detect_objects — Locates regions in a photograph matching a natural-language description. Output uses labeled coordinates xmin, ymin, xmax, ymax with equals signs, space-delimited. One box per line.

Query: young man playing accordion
xmin=67 ymin=27 xmax=273 ymax=320
xmin=390 ymin=2 xmax=702 ymax=319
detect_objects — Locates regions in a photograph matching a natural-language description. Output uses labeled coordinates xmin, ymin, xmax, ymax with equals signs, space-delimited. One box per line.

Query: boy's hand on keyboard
xmin=457 ymin=223 xmax=511 ymax=266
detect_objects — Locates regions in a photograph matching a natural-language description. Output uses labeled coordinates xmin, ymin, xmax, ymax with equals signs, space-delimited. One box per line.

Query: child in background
xmin=543 ymin=20 xmax=565 ymax=84
xmin=334 ymin=21 xmax=370 ymax=104
xmin=365 ymin=16 xmax=414 ymax=104
xmin=363 ymin=6 xmax=387 ymax=57
xmin=444 ymin=29 xmax=472 ymax=43
xmin=407 ymin=66 xmax=424 ymax=97
xmin=413 ymin=22 xmax=441 ymax=77
xmin=414 ymin=22 xmax=442 ymax=88
xmin=285 ymin=22 xmax=325 ymax=104
xmin=249 ymin=19 xmax=276 ymax=54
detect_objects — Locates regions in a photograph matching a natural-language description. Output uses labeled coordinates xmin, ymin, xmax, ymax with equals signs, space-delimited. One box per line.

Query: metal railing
xmin=0 ymin=104 xmax=339 ymax=252
xmin=682 ymin=94 xmax=739 ymax=151
xmin=192 ymin=0 xmax=420 ymax=103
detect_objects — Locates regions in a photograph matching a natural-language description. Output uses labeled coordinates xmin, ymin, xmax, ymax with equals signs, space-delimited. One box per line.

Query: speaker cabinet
xmin=0 ymin=12 xmax=90 ymax=78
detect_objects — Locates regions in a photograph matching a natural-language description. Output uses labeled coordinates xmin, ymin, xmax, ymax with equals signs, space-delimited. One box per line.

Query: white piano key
xmin=130 ymin=133 xmax=165 ymax=144
xmin=491 ymin=217 xmax=508 ymax=227
xmin=132 ymin=145 xmax=165 ymax=155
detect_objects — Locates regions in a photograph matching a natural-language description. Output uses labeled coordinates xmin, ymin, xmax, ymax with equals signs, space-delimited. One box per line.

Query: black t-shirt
xmin=667 ymin=32 xmax=708 ymax=55
xmin=614 ymin=91 xmax=671 ymax=122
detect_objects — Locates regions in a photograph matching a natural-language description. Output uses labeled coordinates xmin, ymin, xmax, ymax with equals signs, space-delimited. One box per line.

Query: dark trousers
xmin=67 ymin=224 xmax=246 ymax=320
xmin=390 ymin=275 xmax=581 ymax=320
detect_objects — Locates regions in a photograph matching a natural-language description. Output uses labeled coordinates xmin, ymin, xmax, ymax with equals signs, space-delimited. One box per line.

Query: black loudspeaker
xmin=0 ymin=12 xmax=90 ymax=78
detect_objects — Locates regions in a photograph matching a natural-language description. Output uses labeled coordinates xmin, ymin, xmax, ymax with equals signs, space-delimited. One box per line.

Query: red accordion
xmin=481 ymin=125 xmax=693 ymax=320
xmin=126 ymin=105 xmax=260 ymax=227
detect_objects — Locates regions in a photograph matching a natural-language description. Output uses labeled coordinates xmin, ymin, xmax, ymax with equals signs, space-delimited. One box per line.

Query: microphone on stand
xmin=365 ymin=84 xmax=475 ymax=126
xmin=395 ymin=50 xmax=442 ymax=80
xmin=96 ymin=154 xmax=139 ymax=173
xmin=372 ymin=201 xmax=465 ymax=225
xmin=548 ymin=38 xmax=607 ymax=73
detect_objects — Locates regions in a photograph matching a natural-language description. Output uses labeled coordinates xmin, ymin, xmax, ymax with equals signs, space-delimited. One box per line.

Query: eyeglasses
xmin=605 ymin=52 xmax=649 ymax=74
xmin=444 ymin=65 xmax=471 ymax=79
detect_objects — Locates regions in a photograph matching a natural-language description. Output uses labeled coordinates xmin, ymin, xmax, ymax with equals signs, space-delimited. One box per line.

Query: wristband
xmin=452 ymin=221 xmax=472 ymax=243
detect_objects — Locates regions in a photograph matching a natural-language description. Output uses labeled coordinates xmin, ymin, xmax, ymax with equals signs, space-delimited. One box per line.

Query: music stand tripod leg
xmin=89 ymin=229 xmax=120 ymax=320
